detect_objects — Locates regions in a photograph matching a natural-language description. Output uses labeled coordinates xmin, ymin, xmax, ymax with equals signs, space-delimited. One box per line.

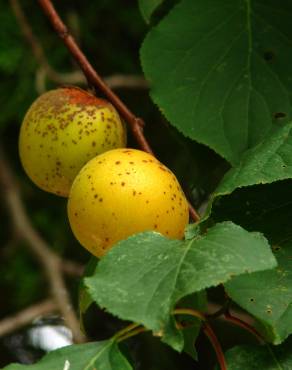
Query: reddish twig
xmin=224 ymin=311 xmax=264 ymax=344
xmin=208 ymin=299 xmax=264 ymax=344
xmin=37 ymin=0 xmax=152 ymax=154
xmin=37 ymin=0 xmax=200 ymax=222
xmin=0 ymin=299 xmax=58 ymax=337
xmin=174 ymin=308 xmax=227 ymax=370
xmin=188 ymin=204 xmax=200 ymax=223
xmin=203 ymin=323 xmax=227 ymax=370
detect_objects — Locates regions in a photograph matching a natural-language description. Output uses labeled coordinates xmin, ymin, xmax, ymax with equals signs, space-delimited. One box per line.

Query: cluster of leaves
xmin=3 ymin=0 xmax=292 ymax=369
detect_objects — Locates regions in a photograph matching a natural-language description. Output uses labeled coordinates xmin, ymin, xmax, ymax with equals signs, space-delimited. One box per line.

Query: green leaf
xmin=181 ymin=324 xmax=200 ymax=360
xmin=208 ymin=124 xmax=292 ymax=344
xmin=210 ymin=141 xmax=292 ymax=344
xmin=206 ymin=121 xmax=292 ymax=243
xmin=211 ymin=169 xmax=292 ymax=343
xmin=141 ymin=0 xmax=292 ymax=164
xmin=216 ymin=122 xmax=292 ymax=195
xmin=3 ymin=340 xmax=132 ymax=370
xmin=85 ymin=222 xmax=276 ymax=351
xmin=225 ymin=239 xmax=292 ymax=344
xmin=184 ymin=223 xmax=200 ymax=240
xmin=224 ymin=338 xmax=292 ymax=369
xmin=138 ymin=0 xmax=165 ymax=23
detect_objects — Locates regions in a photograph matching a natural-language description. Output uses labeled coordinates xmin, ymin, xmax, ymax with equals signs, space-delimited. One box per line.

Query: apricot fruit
xmin=19 ymin=87 xmax=126 ymax=196
xmin=67 ymin=148 xmax=189 ymax=257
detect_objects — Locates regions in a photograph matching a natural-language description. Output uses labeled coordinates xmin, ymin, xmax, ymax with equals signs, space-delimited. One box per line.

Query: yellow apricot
xmin=19 ymin=87 xmax=126 ymax=197
xmin=67 ymin=148 xmax=189 ymax=257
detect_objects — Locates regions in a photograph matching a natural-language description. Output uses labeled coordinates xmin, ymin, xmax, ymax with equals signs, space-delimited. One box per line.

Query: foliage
xmin=1 ymin=0 xmax=292 ymax=369
xmin=85 ymin=223 xmax=275 ymax=351
xmin=141 ymin=0 xmax=292 ymax=165
xmin=4 ymin=341 xmax=132 ymax=370
xmin=224 ymin=336 xmax=292 ymax=369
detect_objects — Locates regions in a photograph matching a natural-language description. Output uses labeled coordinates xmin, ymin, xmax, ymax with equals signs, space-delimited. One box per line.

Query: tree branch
xmin=203 ymin=323 xmax=227 ymax=370
xmin=0 ymin=148 xmax=85 ymax=343
xmin=0 ymin=300 xmax=58 ymax=337
xmin=224 ymin=310 xmax=264 ymax=344
xmin=10 ymin=0 xmax=74 ymax=85
xmin=174 ymin=308 xmax=227 ymax=370
xmin=61 ymin=259 xmax=84 ymax=277
xmin=38 ymin=0 xmax=153 ymax=153
xmin=37 ymin=0 xmax=200 ymax=222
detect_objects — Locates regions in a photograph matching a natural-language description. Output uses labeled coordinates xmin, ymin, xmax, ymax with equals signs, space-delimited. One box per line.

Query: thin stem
xmin=173 ymin=308 xmax=206 ymax=321
xmin=37 ymin=0 xmax=152 ymax=154
xmin=203 ymin=323 xmax=227 ymax=370
xmin=37 ymin=0 xmax=200 ymax=222
xmin=117 ymin=327 xmax=147 ymax=342
xmin=113 ymin=322 xmax=141 ymax=341
xmin=224 ymin=311 xmax=264 ymax=343
xmin=207 ymin=299 xmax=231 ymax=319
xmin=188 ymin=204 xmax=201 ymax=223
xmin=174 ymin=308 xmax=227 ymax=370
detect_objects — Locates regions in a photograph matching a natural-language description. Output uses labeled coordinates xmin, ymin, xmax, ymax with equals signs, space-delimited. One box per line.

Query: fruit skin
xmin=68 ymin=148 xmax=189 ymax=257
xmin=19 ymin=87 xmax=126 ymax=197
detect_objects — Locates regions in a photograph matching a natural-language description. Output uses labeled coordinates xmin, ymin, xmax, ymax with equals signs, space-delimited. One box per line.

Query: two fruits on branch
xmin=19 ymin=87 xmax=189 ymax=257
